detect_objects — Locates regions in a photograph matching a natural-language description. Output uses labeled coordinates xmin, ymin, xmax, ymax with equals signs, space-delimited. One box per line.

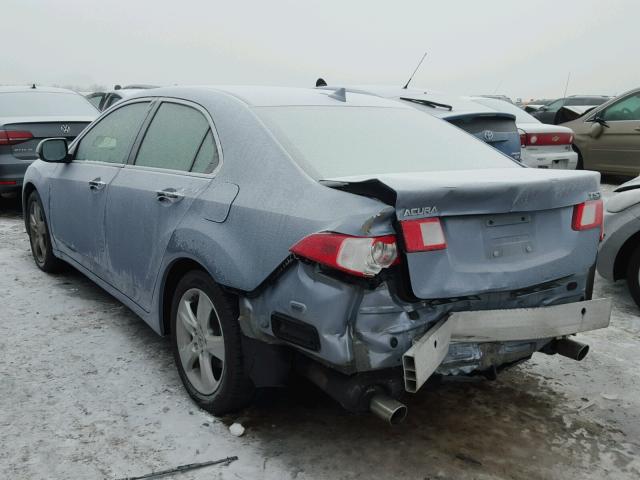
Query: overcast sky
xmin=3 ymin=0 xmax=638 ymax=100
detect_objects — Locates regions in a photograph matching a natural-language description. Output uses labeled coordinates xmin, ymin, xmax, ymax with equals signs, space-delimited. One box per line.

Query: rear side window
xmin=75 ymin=102 xmax=151 ymax=164
xmin=191 ymin=130 xmax=219 ymax=173
xmin=135 ymin=102 xmax=213 ymax=172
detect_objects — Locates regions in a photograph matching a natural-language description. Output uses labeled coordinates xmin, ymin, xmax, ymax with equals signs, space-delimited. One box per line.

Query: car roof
xmin=128 ymin=85 xmax=414 ymax=108
xmin=0 ymin=85 xmax=80 ymax=95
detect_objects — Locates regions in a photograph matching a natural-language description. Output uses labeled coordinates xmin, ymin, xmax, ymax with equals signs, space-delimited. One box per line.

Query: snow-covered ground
xmin=1 ymin=181 xmax=638 ymax=480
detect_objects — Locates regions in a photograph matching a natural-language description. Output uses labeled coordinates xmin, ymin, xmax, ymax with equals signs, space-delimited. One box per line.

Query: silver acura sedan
xmin=24 ymin=86 xmax=610 ymax=423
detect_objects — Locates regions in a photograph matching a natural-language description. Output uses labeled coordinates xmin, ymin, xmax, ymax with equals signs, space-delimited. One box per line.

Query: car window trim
xmin=599 ymin=93 xmax=640 ymax=123
xmin=127 ymin=97 xmax=223 ymax=177
xmin=68 ymin=98 xmax=155 ymax=165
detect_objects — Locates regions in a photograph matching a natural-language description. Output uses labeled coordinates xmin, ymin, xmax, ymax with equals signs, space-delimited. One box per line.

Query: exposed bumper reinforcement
xmin=402 ymin=298 xmax=612 ymax=393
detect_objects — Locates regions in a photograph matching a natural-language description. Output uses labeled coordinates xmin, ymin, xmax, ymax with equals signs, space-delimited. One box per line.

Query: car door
xmin=103 ymin=99 xmax=220 ymax=311
xmin=49 ymin=100 xmax=153 ymax=277
xmin=584 ymin=92 xmax=640 ymax=174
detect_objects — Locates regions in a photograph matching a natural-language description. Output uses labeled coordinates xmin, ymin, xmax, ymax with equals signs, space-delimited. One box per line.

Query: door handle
xmin=156 ymin=189 xmax=184 ymax=203
xmin=88 ymin=179 xmax=106 ymax=190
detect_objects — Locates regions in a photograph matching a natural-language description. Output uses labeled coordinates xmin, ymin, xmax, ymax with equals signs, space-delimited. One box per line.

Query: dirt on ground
xmin=1 ymin=183 xmax=639 ymax=480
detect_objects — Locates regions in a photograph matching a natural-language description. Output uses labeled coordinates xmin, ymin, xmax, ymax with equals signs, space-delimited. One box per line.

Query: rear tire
xmin=170 ymin=270 xmax=254 ymax=415
xmin=26 ymin=191 xmax=64 ymax=273
xmin=626 ymin=246 xmax=640 ymax=309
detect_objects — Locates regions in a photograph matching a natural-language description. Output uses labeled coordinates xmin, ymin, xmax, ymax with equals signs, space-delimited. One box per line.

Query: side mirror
xmin=589 ymin=122 xmax=604 ymax=139
xmin=538 ymin=105 xmax=548 ymax=112
xmin=37 ymin=138 xmax=69 ymax=162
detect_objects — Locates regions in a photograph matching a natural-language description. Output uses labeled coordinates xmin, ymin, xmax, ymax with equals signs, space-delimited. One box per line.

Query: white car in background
xmin=471 ymin=96 xmax=578 ymax=170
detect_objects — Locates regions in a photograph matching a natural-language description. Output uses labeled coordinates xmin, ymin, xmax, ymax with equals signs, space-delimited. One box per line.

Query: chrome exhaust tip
xmin=369 ymin=394 xmax=408 ymax=425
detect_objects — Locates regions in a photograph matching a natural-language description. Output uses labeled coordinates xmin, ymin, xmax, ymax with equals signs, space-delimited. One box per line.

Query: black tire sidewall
xmin=170 ymin=270 xmax=253 ymax=414
xmin=626 ymin=246 xmax=640 ymax=308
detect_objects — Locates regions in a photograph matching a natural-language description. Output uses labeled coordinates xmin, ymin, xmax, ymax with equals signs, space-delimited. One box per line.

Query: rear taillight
xmin=520 ymin=131 xmax=574 ymax=147
xmin=400 ymin=217 xmax=447 ymax=253
xmin=290 ymin=232 xmax=398 ymax=277
xmin=572 ymin=200 xmax=603 ymax=238
xmin=0 ymin=130 xmax=33 ymax=146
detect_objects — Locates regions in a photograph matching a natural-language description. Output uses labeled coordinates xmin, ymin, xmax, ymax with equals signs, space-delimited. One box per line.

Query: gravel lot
xmin=1 ymin=180 xmax=639 ymax=480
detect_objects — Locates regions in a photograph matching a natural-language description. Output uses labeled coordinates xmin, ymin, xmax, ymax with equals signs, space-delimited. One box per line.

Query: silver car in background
xmin=0 ymin=86 xmax=97 ymax=194
xmin=597 ymin=177 xmax=640 ymax=307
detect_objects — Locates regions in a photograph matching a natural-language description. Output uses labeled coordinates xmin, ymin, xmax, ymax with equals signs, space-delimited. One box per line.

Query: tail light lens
xmin=520 ymin=131 xmax=574 ymax=147
xmin=400 ymin=218 xmax=447 ymax=252
xmin=290 ymin=232 xmax=398 ymax=277
xmin=572 ymin=200 xmax=603 ymax=238
xmin=0 ymin=130 xmax=33 ymax=146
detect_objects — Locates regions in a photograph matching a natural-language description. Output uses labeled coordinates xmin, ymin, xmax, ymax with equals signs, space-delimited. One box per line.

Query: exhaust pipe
xmin=552 ymin=338 xmax=589 ymax=361
xmin=295 ymin=356 xmax=407 ymax=423
xmin=369 ymin=394 xmax=408 ymax=425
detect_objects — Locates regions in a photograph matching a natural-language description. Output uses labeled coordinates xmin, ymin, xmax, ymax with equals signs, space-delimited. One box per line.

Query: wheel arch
xmin=613 ymin=230 xmax=640 ymax=280
xmin=160 ymin=257 xmax=209 ymax=336
xmin=572 ymin=143 xmax=584 ymax=169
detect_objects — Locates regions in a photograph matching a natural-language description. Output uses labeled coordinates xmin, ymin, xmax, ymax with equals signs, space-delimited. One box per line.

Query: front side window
xmin=257 ymin=105 xmax=517 ymax=179
xmin=75 ymin=102 xmax=151 ymax=164
xmin=602 ymin=93 xmax=640 ymax=121
xmin=135 ymin=102 xmax=211 ymax=172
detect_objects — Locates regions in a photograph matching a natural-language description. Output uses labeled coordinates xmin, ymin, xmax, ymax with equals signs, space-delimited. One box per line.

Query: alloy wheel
xmin=175 ymin=288 xmax=225 ymax=395
xmin=29 ymin=200 xmax=47 ymax=264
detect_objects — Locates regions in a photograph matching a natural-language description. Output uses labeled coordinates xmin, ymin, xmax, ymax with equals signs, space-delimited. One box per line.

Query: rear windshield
xmin=472 ymin=97 xmax=539 ymax=123
xmin=0 ymin=91 xmax=97 ymax=117
xmin=257 ymin=106 xmax=517 ymax=178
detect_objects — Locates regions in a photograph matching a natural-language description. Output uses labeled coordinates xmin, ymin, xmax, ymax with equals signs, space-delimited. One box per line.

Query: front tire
xmin=170 ymin=270 xmax=254 ymax=415
xmin=626 ymin=246 xmax=640 ymax=308
xmin=26 ymin=191 xmax=64 ymax=273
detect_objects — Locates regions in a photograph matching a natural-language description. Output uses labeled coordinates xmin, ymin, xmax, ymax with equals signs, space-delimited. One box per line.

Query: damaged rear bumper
xmin=403 ymin=298 xmax=612 ymax=393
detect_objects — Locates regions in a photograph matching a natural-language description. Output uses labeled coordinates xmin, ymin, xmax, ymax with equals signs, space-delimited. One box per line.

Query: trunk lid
xmin=327 ymin=168 xmax=601 ymax=299
xmin=1 ymin=116 xmax=93 ymax=159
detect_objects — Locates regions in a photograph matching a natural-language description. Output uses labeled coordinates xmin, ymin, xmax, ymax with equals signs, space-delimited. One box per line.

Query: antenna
xmin=562 ymin=72 xmax=571 ymax=98
xmin=402 ymin=52 xmax=427 ymax=89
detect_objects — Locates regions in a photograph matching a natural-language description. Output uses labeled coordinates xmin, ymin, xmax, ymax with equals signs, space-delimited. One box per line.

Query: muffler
xmin=551 ymin=338 xmax=589 ymax=361
xmin=295 ymin=356 xmax=407 ymax=423
xmin=369 ymin=394 xmax=408 ymax=425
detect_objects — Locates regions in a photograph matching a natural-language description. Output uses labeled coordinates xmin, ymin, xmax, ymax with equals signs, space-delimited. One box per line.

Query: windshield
xmin=472 ymin=97 xmax=539 ymax=123
xmin=0 ymin=91 xmax=97 ymax=117
xmin=257 ymin=106 xmax=518 ymax=179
